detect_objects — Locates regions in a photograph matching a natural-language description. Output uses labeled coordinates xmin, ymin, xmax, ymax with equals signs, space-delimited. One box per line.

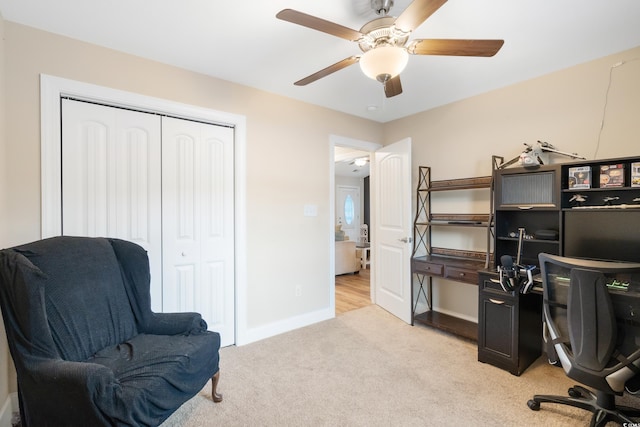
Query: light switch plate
xmin=303 ymin=204 xmax=318 ymax=217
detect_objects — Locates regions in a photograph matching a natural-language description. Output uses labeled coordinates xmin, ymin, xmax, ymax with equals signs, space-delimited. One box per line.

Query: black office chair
xmin=528 ymin=253 xmax=640 ymax=426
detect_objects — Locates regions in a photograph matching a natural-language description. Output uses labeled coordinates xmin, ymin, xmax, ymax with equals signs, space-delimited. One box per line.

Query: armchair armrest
xmin=21 ymin=359 xmax=116 ymax=426
xmin=142 ymin=312 xmax=208 ymax=336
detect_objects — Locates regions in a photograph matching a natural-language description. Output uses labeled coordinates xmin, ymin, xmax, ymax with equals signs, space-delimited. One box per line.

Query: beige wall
xmin=0 ymin=21 xmax=383 ymax=397
xmin=384 ymin=45 xmax=640 ymax=321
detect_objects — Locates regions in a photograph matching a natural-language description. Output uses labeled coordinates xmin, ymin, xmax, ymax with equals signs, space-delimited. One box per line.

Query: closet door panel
xmin=162 ymin=117 xmax=235 ymax=346
xmin=61 ymin=99 xmax=163 ymax=310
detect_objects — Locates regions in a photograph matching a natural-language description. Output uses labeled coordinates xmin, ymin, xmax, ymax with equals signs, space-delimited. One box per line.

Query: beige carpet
xmin=161 ymin=305 xmax=637 ymax=426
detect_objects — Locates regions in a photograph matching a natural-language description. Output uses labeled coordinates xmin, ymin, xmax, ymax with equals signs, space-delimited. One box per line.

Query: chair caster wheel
xmin=568 ymin=387 xmax=582 ymax=398
xmin=527 ymin=399 xmax=540 ymax=411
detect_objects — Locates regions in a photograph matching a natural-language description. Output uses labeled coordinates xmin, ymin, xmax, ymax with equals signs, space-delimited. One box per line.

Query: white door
xmin=162 ymin=117 xmax=235 ymax=347
xmin=372 ymin=138 xmax=412 ymax=323
xmin=61 ymin=101 xmax=236 ymax=346
xmin=61 ymin=99 xmax=163 ymax=310
xmin=336 ymin=185 xmax=360 ymax=242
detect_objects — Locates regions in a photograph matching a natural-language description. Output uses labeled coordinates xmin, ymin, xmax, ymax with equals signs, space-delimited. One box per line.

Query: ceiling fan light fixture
xmin=354 ymin=157 xmax=368 ymax=167
xmin=359 ymin=46 xmax=408 ymax=82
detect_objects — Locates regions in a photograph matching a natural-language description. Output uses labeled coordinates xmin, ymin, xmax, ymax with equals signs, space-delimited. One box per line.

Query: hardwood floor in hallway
xmin=335 ymin=268 xmax=371 ymax=315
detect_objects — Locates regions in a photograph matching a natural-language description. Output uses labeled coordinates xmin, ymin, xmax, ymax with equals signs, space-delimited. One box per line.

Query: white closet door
xmin=162 ymin=117 xmax=235 ymax=346
xmin=61 ymin=99 xmax=163 ymax=311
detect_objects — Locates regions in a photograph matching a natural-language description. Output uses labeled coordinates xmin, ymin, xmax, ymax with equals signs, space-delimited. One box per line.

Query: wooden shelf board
xmin=431 ymin=248 xmax=488 ymax=262
xmin=430 ymin=213 xmax=491 ymax=222
xmin=420 ymin=221 xmax=489 ymax=228
xmin=413 ymin=310 xmax=478 ymax=341
xmin=429 ymin=176 xmax=492 ymax=191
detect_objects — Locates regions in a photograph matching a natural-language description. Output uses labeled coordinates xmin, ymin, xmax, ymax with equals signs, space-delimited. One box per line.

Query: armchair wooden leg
xmin=211 ymin=371 xmax=223 ymax=402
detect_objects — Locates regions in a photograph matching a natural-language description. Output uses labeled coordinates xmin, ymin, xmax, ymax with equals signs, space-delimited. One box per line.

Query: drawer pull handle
xmin=459 ymin=272 xmax=465 ymax=277
xmin=489 ymin=298 xmax=505 ymax=305
xmin=489 ymin=279 xmax=501 ymax=284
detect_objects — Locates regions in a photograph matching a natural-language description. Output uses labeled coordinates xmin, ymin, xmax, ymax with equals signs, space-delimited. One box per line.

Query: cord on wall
xmin=592 ymin=57 xmax=640 ymax=159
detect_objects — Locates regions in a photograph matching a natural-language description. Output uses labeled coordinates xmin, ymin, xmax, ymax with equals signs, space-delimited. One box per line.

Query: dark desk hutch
xmin=412 ymin=154 xmax=640 ymax=375
xmin=478 ymin=154 xmax=640 ymax=375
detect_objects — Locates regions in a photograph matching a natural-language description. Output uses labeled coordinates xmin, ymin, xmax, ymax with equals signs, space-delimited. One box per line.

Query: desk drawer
xmin=481 ymin=277 xmax=517 ymax=297
xmin=445 ymin=267 xmax=478 ymax=284
xmin=482 ymin=276 xmax=504 ymax=292
xmin=413 ymin=261 xmax=443 ymax=276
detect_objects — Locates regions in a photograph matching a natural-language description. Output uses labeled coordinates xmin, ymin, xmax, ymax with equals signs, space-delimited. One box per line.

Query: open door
xmin=372 ymin=138 xmax=412 ymax=323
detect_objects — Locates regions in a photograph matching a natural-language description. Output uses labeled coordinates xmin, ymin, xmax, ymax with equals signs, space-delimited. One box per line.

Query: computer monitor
xmin=563 ymin=210 xmax=640 ymax=263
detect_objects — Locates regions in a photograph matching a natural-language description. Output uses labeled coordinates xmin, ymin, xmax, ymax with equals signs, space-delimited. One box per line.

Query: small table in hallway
xmin=356 ymin=242 xmax=370 ymax=270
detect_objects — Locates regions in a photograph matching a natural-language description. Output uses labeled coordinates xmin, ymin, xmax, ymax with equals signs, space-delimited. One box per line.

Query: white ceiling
xmin=335 ymin=146 xmax=370 ymax=178
xmin=1 ymin=0 xmax=640 ymax=123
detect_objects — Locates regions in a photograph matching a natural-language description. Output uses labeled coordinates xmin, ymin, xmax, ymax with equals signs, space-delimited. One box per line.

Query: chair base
xmin=528 ymin=385 xmax=640 ymax=427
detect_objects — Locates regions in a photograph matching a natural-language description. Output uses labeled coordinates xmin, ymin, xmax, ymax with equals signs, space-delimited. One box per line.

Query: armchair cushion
xmin=0 ymin=236 xmax=221 ymax=427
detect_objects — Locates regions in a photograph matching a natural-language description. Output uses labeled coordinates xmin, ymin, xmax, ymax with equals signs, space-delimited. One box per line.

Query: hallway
xmin=335 ymin=268 xmax=371 ymax=315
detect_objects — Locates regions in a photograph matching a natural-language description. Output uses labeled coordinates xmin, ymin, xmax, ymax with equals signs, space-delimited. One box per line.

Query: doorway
xmin=331 ymin=135 xmax=380 ymax=315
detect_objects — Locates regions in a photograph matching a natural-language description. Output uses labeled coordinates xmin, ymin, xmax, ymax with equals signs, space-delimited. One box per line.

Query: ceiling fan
xmin=350 ymin=157 xmax=370 ymax=166
xmin=276 ymin=0 xmax=504 ymax=98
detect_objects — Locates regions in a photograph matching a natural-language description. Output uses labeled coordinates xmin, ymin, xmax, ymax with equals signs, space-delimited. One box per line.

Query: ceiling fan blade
xmin=276 ymin=9 xmax=364 ymax=41
xmin=394 ymin=0 xmax=448 ymax=33
xmin=408 ymin=39 xmax=504 ymax=57
xmin=384 ymin=75 xmax=403 ymax=98
xmin=294 ymin=56 xmax=360 ymax=86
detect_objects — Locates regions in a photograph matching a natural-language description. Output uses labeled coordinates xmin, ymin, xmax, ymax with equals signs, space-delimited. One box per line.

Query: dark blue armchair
xmin=0 ymin=236 xmax=222 ymax=426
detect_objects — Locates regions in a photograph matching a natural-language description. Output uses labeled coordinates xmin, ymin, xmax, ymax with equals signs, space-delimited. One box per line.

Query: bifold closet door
xmin=61 ymin=99 xmax=163 ymax=310
xmin=162 ymin=117 xmax=235 ymax=346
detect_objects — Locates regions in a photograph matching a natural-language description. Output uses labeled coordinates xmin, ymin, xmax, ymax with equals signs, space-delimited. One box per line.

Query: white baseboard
xmin=237 ymin=307 xmax=334 ymax=346
xmin=0 ymin=393 xmax=18 ymax=427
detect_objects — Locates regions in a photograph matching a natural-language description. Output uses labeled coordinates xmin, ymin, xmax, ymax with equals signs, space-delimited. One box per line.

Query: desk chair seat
xmin=528 ymin=253 xmax=640 ymax=426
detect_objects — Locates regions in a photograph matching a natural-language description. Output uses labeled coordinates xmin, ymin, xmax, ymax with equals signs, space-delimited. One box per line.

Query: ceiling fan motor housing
xmin=371 ymin=0 xmax=394 ymax=15
xmin=358 ymin=17 xmax=409 ymax=52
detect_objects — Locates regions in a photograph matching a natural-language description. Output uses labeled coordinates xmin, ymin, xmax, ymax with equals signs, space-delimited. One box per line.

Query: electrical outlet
xmin=295 ymin=285 xmax=302 ymax=297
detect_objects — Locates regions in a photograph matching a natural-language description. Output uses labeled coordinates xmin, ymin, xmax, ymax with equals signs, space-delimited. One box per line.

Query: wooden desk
xmin=412 ymin=255 xmax=486 ymax=341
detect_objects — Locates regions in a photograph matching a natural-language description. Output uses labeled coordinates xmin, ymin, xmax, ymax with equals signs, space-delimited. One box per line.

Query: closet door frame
xmin=40 ymin=74 xmax=249 ymax=345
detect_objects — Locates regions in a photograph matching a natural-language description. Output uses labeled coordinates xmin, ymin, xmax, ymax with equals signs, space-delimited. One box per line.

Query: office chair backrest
xmin=567 ymin=268 xmax=616 ymax=371
xmin=538 ymin=253 xmax=640 ymax=393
